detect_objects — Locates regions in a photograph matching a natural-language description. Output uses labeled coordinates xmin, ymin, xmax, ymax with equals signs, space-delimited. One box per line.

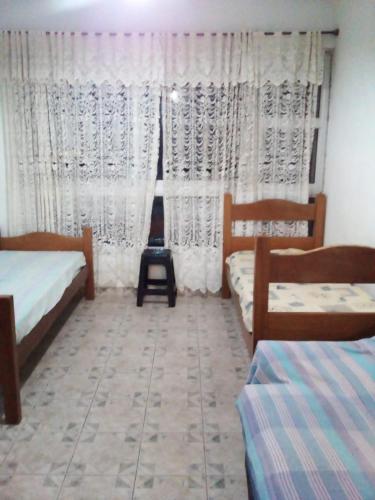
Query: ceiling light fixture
xmin=170 ymin=90 xmax=179 ymax=103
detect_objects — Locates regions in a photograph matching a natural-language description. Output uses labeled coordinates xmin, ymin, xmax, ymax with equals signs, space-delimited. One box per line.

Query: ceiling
xmin=0 ymin=0 xmax=338 ymax=32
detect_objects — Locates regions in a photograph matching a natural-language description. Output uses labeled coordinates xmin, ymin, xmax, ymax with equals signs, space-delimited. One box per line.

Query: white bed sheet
xmin=0 ymin=250 xmax=86 ymax=342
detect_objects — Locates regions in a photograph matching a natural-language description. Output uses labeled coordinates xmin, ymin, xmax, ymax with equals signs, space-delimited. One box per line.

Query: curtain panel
xmin=1 ymin=80 xmax=159 ymax=287
xmin=160 ymin=33 xmax=322 ymax=292
xmin=0 ymin=30 xmax=324 ymax=291
xmin=0 ymin=31 xmax=163 ymax=287
xmin=162 ymin=81 xmax=318 ymax=293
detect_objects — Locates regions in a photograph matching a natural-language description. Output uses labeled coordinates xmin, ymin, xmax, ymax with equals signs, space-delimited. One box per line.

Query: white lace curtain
xmin=1 ymin=79 xmax=159 ymax=287
xmin=0 ymin=31 xmax=323 ymax=87
xmin=162 ymin=34 xmax=322 ymax=293
xmin=0 ymin=31 xmax=323 ymax=290
xmin=0 ymin=31 xmax=162 ymax=287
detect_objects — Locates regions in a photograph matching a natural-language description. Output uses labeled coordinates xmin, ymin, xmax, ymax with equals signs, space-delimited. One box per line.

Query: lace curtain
xmin=2 ymin=80 xmax=159 ymax=286
xmin=0 ymin=31 xmax=323 ymax=291
xmin=0 ymin=31 xmax=323 ymax=87
xmin=0 ymin=31 xmax=162 ymax=287
xmin=160 ymin=32 xmax=322 ymax=293
xmin=162 ymin=80 xmax=319 ymax=293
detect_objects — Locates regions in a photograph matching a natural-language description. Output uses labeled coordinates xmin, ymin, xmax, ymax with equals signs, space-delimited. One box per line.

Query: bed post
xmin=253 ymin=237 xmax=271 ymax=351
xmin=222 ymin=193 xmax=232 ymax=298
xmin=0 ymin=296 xmax=22 ymax=424
xmin=82 ymin=227 xmax=95 ymax=300
xmin=313 ymin=193 xmax=326 ymax=247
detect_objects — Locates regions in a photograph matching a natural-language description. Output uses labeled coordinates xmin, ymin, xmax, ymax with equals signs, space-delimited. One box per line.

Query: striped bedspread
xmin=236 ymin=338 xmax=375 ymax=500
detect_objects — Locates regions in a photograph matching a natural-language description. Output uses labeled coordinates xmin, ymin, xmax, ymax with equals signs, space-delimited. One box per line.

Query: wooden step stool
xmin=137 ymin=248 xmax=177 ymax=307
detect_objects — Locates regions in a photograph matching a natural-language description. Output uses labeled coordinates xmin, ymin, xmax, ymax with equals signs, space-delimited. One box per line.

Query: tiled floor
xmin=0 ymin=290 xmax=250 ymax=499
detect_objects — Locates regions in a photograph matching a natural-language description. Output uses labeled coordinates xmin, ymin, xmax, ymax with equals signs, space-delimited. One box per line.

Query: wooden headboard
xmin=253 ymin=236 xmax=375 ymax=348
xmin=222 ymin=193 xmax=326 ymax=297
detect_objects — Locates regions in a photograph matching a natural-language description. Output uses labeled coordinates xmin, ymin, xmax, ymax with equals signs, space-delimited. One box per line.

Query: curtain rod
xmin=10 ymin=29 xmax=339 ymax=37
xmin=265 ymin=29 xmax=339 ymax=36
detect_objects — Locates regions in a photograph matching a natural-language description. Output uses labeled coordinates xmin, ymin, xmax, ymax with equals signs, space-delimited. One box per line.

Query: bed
xmin=236 ymin=243 xmax=375 ymax=499
xmin=0 ymin=228 xmax=95 ymax=425
xmin=252 ymin=238 xmax=375 ymax=347
xmin=222 ymin=193 xmax=327 ymax=353
xmin=237 ymin=337 xmax=375 ymax=500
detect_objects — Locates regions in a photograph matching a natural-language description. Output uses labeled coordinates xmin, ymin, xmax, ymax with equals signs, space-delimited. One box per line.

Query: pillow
xmin=271 ymin=248 xmax=306 ymax=255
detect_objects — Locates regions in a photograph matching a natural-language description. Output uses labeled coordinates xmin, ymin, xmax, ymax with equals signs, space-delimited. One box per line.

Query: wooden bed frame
xmin=0 ymin=228 xmax=95 ymax=425
xmin=222 ymin=193 xmax=327 ymax=353
xmin=245 ymin=242 xmax=375 ymax=500
xmin=253 ymin=236 xmax=375 ymax=350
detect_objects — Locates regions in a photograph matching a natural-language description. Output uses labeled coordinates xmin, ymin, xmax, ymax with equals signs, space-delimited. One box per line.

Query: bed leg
xmin=82 ymin=227 xmax=95 ymax=300
xmin=222 ymin=279 xmax=231 ymax=299
xmin=85 ymin=279 xmax=95 ymax=301
xmin=222 ymin=193 xmax=232 ymax=299
xmin=3 ymin=376 xmax=22 ymax=425
xmin=0 ymin=296 xmax=22 ymax=424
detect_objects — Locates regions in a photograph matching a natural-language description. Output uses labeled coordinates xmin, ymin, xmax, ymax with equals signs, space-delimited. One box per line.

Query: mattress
xmin=236 ymin=337 xmax=375 ymax=500
xmin=226 ymin=250 xmax=375 ymax=332
xmin=0 ymin=250 xmax=86 ymax=342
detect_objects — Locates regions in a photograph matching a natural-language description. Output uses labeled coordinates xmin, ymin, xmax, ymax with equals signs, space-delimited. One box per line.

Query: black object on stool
xmin=137 ymin=249 xmax=177 ymax=307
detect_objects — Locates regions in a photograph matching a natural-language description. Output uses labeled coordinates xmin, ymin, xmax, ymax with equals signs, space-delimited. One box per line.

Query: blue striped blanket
xmin=236 ymin=338 xmax=375 ymax=500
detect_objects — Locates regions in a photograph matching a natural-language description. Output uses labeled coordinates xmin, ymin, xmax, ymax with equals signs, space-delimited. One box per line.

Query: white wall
xmin=323 ymin=0 xmax=375 ymax=295
xmin=324 ymin=0 xmax=375 ymax=246
xmin=0 ymin=0 xmax=338 ymax=32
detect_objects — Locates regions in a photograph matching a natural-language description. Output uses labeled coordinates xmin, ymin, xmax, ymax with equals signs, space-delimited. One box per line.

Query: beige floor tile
xmin=207 ymin=475 xmax=248 ymax=500
xmin=85 ymin=403 xmax=145 ymax=433
xmin=31 ymin=365 xmax=104 ymax=383
xmin=0 ymin=474 xmax=63 ymax=500
xmin=20 ymin=398 xmax=91 ymax=435
xmin=149 ymin=368 xmax=200 ymax=398
xmin=97 ymin=369 xmax=150 ymax=397
xmin=60 ymin=475 xmax=134 ymax=500
xmin=205 ymin=432 xmax=245 ymax=475
xmin=203 ymin=405 xmax=242 ymax=434
xmin=153 ymin=347 xmax=200 ymax=370
xmin=0 ymin=421 xmax=43 ymax=445
xmin=144 ymin=400 xmax=203 ymax=433
xmin=0 ymin=440 xmax=13 ymax=467
xmin=202 ymin=388 xmax=240 ymax=410
xmin=148 ymin=385 xmax=201 ymax=404
xmin=1 ymin=432 xmax=75 ymax=475
xmin=133 ymin=475 xmax=206 ymax=500
xmin=106 ymin=352 xmax=154 ymax=370
xmin=41 ymin=372 xmax=99 ymax=402
xmin=68 ymin=432 xmax=140 ymax=475
xmin=138 ymin=432 xmax=205 ymax=476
